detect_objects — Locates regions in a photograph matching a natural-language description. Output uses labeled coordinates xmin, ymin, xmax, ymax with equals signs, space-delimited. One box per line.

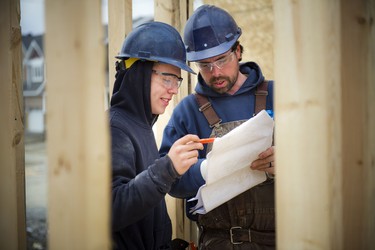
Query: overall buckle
xmin=230 ymin=226 xmax=251 ymax=244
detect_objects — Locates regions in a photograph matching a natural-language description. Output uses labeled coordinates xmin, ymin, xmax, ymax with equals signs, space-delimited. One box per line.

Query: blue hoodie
xmin=159 ymin=62 xmax=273 ymax=202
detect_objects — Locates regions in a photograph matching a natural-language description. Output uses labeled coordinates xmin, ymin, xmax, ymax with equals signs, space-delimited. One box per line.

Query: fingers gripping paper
xmin=189 ymin=110 xmax=274 ymax=214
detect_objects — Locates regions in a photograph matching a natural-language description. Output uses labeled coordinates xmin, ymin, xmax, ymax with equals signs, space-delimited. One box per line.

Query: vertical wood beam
xmin=154 ymin=0 xmax=181 ymax=240
xmin=274 ymin=2 xmax=341 ymax=247
xmin=341 ymin=0 xmax=375 ymax=248
xmin=154 ymin=0 xmax=194 ymax=102
xmin=154 ymin=0 xmax=195 ymax=241
xmin=107 ymin=0 xmax=132 ymax=101
xmin=0 ymin=0 xmax=26 ymax=249
xmin=274 ymin=0 xmax=375 ymax=248
xmin=45 ymin=1 xmax=110 ymax=249
xmin=365 ymin=1 xmax=375 ymax=245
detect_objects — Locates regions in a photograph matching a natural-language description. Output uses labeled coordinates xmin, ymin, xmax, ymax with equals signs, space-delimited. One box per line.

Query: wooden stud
xmin=45 ymin=1 xmax=111 ymax=249
xmin=274 ymin=0 xmax=375 ymax=248
xmin=107 ymin=0 xmax=132 ymax=102
xmin=0 ymin=0 xmax=26 ymax=249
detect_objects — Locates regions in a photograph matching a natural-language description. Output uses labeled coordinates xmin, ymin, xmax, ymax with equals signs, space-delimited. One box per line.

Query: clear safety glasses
xmin=195 ymin=51 xmax=235 ymax=73
xmin=152 ymin=70 xmax=183 ymax=89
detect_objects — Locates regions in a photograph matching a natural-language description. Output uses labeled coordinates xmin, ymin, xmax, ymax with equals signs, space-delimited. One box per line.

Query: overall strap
xmin=195 ymin=80 xmax=269 ymax=126
xmin=254 ymin=80 xmax=268 ymax=116
xmin=195 ymin=93 xmax=222 ymax=128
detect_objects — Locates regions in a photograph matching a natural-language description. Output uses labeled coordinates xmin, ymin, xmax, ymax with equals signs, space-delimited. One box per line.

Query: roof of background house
xmin=22 ymin=34 xmax=43 ymax=51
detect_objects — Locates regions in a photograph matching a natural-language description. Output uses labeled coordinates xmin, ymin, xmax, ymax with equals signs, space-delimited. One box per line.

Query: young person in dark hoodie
xmin=109 ymin=22 xmax=204 ymax=250
xmin=159 ymin=5 xmax=276 ymax=249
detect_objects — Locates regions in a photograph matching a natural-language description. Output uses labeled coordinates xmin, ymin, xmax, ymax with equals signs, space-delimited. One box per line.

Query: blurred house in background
xmin=21 ymin=16 xmax=154 ymax=136
xmin=22 ymin=34 xmax=46 ymax=135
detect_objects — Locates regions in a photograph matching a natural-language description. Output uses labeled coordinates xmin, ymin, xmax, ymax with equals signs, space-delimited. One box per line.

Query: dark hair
xmin=231 ymin=41 xmax=244 ymax=62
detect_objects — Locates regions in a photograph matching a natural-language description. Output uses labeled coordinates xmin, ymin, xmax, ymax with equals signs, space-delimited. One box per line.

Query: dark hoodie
xmin=109 ymin=61 xmax=180 ymax=250
xmin=159 ymin=62 xmax=274 ymax=200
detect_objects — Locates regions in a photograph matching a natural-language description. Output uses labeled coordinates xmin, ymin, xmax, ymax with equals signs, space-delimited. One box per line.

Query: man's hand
xmin=168 ymin=134 xmax=204 ymax=175
xmin=250 ymin=146 xmax=275 ymax=175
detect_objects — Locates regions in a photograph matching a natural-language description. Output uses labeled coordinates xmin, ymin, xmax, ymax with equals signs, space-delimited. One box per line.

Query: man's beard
xmin=209 ymin=76 xmax=236 ymax=94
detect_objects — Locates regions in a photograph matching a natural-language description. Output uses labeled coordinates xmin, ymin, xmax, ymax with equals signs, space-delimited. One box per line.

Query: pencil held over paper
xmin=198 ymin=138 xmax=215 ymax=144
xmin=189 ymin=110 xmax=274 ymax=215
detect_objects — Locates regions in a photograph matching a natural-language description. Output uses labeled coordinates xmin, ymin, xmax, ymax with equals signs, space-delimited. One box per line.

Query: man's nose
xmin=210 ymin=64 xmax=221 ymax=76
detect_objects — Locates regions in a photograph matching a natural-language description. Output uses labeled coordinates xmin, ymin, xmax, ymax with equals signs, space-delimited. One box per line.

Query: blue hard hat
xmin=184 ymin=5 xmax=242 ymax=62
xmin=116 ymin=21 xmax=195 ymax=74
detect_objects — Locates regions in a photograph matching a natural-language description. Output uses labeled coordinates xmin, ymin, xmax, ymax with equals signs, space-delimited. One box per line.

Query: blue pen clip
xmin=266 ymin=110 xmax=274 ymax=119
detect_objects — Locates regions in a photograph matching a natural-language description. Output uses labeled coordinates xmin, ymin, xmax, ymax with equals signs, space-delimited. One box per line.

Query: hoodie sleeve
xmin=111 ymin=126 xmax=179 ymax=232
xmin=159 ymin=102 xmax=207 ymax=198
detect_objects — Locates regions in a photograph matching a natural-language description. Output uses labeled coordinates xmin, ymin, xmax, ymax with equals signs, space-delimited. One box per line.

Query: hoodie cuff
xmin=148 ymin=155 xmax=180 ymax=194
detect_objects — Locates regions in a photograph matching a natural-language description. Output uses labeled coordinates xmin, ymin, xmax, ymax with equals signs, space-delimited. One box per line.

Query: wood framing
xmin=0 ymin=0 xmax=26 ymax=249
xmin=45 ymin=1 xmax=111 ymax=249
xmin=274 ymin=0 xmax=375 ymax=248
xmin=107 ymin=0 xmax=133 ymax=100
xmin=2 ymin=0 xmax=371 ymax=247
xmin=340 ymin=0 xmax=375 ymax=247
xmin=153 ymin=0 xmax=196 ymax=243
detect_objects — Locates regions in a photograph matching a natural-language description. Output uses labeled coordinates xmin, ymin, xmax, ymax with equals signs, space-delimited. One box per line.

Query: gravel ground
xmin=25 ymin=133 xmax=48 ymax=250
xmin=26 ymin=209 xmax=47 ymax=250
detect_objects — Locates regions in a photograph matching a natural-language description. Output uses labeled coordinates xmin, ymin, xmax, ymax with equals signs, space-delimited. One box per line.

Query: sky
xmin=20 ymin=0 xmax=45 ymax=35
xmin=20 ymin=0 xmax=202 ymax=36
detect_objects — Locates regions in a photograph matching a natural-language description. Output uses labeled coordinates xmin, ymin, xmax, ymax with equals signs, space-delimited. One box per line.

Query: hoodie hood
xmin=194 ymin=61 xmax=265 ymax=97
xmin=110 ymin=60 xmax=158 ymax=126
